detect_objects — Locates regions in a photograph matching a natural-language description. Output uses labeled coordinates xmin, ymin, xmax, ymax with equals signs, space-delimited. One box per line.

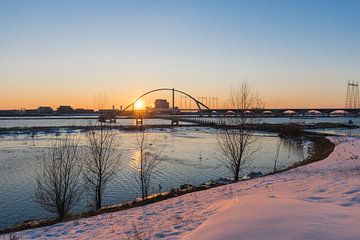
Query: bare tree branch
xmin=217 ymin=82 xmax=263 ymax=181
xmin=132 ymin=130 xmax=164 ymax=199
xmin=82 ymin=123 xmax=121 ymax=210
xmin=273 ymin=139 xmax=282 ymax=172
xmin=34 ymin=136 xmax=83 ymax=220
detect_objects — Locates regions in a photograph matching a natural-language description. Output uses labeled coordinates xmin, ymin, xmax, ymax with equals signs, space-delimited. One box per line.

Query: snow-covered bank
xmin=2 ymin=137 xmax=360 ymax=239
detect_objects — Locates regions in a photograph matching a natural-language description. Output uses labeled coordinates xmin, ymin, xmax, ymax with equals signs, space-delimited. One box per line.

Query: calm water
xmin=1 ymin=116 xmax=359 ymax=229
xmin=0 ymin=116 xmax=175 ymax=128
xmin=0 ymin=125 xmax=308 ymax=229
xmin=1 ymin=115 xmax=359 ymax=128
xmin=1 ymin=116 xmax=359 ymax=137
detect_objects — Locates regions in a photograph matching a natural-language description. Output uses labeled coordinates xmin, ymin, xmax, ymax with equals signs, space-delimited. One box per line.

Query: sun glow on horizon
xmin=134 ymin=100 xmax=145 ymax=110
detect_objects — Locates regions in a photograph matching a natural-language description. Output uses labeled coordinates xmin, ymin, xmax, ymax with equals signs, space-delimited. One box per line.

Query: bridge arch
xmin=123 ymin=88 xmax=210 ymax=111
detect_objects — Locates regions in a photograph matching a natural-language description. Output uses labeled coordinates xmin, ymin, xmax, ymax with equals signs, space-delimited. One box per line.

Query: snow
xmin=2 ymin=137 xmax=360 ymax=240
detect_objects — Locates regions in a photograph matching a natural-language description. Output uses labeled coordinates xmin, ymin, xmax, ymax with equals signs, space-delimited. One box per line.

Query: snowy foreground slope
xmin=3 ymin=137 xmax=360 ymax=240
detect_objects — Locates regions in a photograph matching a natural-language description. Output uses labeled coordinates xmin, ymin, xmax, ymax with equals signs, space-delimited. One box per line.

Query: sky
xmin=0 ymin=0 xmax=359 ymax=109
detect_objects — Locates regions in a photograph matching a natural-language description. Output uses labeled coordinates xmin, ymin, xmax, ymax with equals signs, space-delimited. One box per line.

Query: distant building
xmin=57 ymin=106 xmax=74 ymax=114
xmin=37 ymin=106 xmax=53 ymax=115
xmin=0 ymin=110 xmax=19 ymax=116
xmin=154 ymin=99 xmax=169 ymax=110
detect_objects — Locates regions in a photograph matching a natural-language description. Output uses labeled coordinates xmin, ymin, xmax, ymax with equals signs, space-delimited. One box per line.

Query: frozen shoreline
xmin=2 ymin=137 xmax=358 ymax=239
xmin=184 ymin=137 xmax=360 ymax=240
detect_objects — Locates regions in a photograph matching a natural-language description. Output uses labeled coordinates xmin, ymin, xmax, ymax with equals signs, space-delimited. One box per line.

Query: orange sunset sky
xmin=0 ymin=1 xmax=358 ymax=110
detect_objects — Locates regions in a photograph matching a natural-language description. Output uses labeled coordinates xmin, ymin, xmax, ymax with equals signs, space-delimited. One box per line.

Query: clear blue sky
xmin=0 ymin=0 xmax=359 ymax=109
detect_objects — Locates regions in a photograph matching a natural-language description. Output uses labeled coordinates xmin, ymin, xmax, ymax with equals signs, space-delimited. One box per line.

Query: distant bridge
xmin=120 ymin=108 xmax=360 ymax=116
xmin=100 ymin=88 xmax=360 ymax=124
xmin=121 ymin=87 xmax=360 ymax=116
xmin=123 ymin=88 xmax=209 ymax=111
xmin=200 ymin=108 xmax=360 ymax=116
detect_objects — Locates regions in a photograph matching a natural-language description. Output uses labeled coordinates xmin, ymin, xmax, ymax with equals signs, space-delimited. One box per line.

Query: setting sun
xmin=134 ymin=100 xmax=145 ymax=110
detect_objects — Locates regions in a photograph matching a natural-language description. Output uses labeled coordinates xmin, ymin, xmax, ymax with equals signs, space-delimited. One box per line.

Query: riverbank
xmin=2 ymin=136 xmax=358 ymax=239
xmin=183 ymin=137 xmax=360 ymax=240
xmin=0 ymin=129 xmax=334 ymax=236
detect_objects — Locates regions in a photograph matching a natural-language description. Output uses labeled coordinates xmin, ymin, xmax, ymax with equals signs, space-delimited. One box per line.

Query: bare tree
xmin=94 ymin=92 xmax=109 ymax=112
xmin=273 ymin=139 xmax=282 ymax=172
xmin=132 ymin=130 xmax=163 ymax=199
xmin=217 ymin=82 xmax=262 ymax=181
xmin=83 ymin=124 xmax=120 ymax=210
xmin=34 ymin=136 xmax=82 ymax=220
xmin=254 ymin=91 xmax=265 ymax=110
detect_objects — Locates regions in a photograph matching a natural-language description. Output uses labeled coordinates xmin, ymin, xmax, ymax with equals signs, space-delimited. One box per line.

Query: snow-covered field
xmin=2 ymin=137 xmax=360 ymax=240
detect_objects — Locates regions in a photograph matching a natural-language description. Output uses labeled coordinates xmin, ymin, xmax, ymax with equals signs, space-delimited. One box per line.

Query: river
xmin=0 ymin=116 xmax=358 ymax=229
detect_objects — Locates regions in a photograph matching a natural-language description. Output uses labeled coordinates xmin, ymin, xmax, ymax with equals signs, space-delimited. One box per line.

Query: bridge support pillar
xmin=109 ymin=116 xmax=116 ymax=123
xmin=171 ymin=119 xmax=179 ymax=126
xmin=136 ymin=116 xmax=143 ymax=126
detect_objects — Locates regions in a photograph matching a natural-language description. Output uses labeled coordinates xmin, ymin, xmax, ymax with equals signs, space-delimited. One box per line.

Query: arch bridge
xmin=123 ymin=88 xmax=210 ymax=112
xmin=120 ymin=87 xmax=360 ymax=117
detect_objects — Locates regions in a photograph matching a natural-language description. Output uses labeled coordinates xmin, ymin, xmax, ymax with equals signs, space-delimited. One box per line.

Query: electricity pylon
xmin=345 ymin=81 xmax=360 ymax=109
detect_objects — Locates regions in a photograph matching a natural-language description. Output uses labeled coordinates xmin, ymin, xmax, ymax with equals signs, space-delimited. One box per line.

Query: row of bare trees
xmin=34 ymin=125 xmax=161 ymax=220
xmin=35 ymin=82 xmax=282 ymax=220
